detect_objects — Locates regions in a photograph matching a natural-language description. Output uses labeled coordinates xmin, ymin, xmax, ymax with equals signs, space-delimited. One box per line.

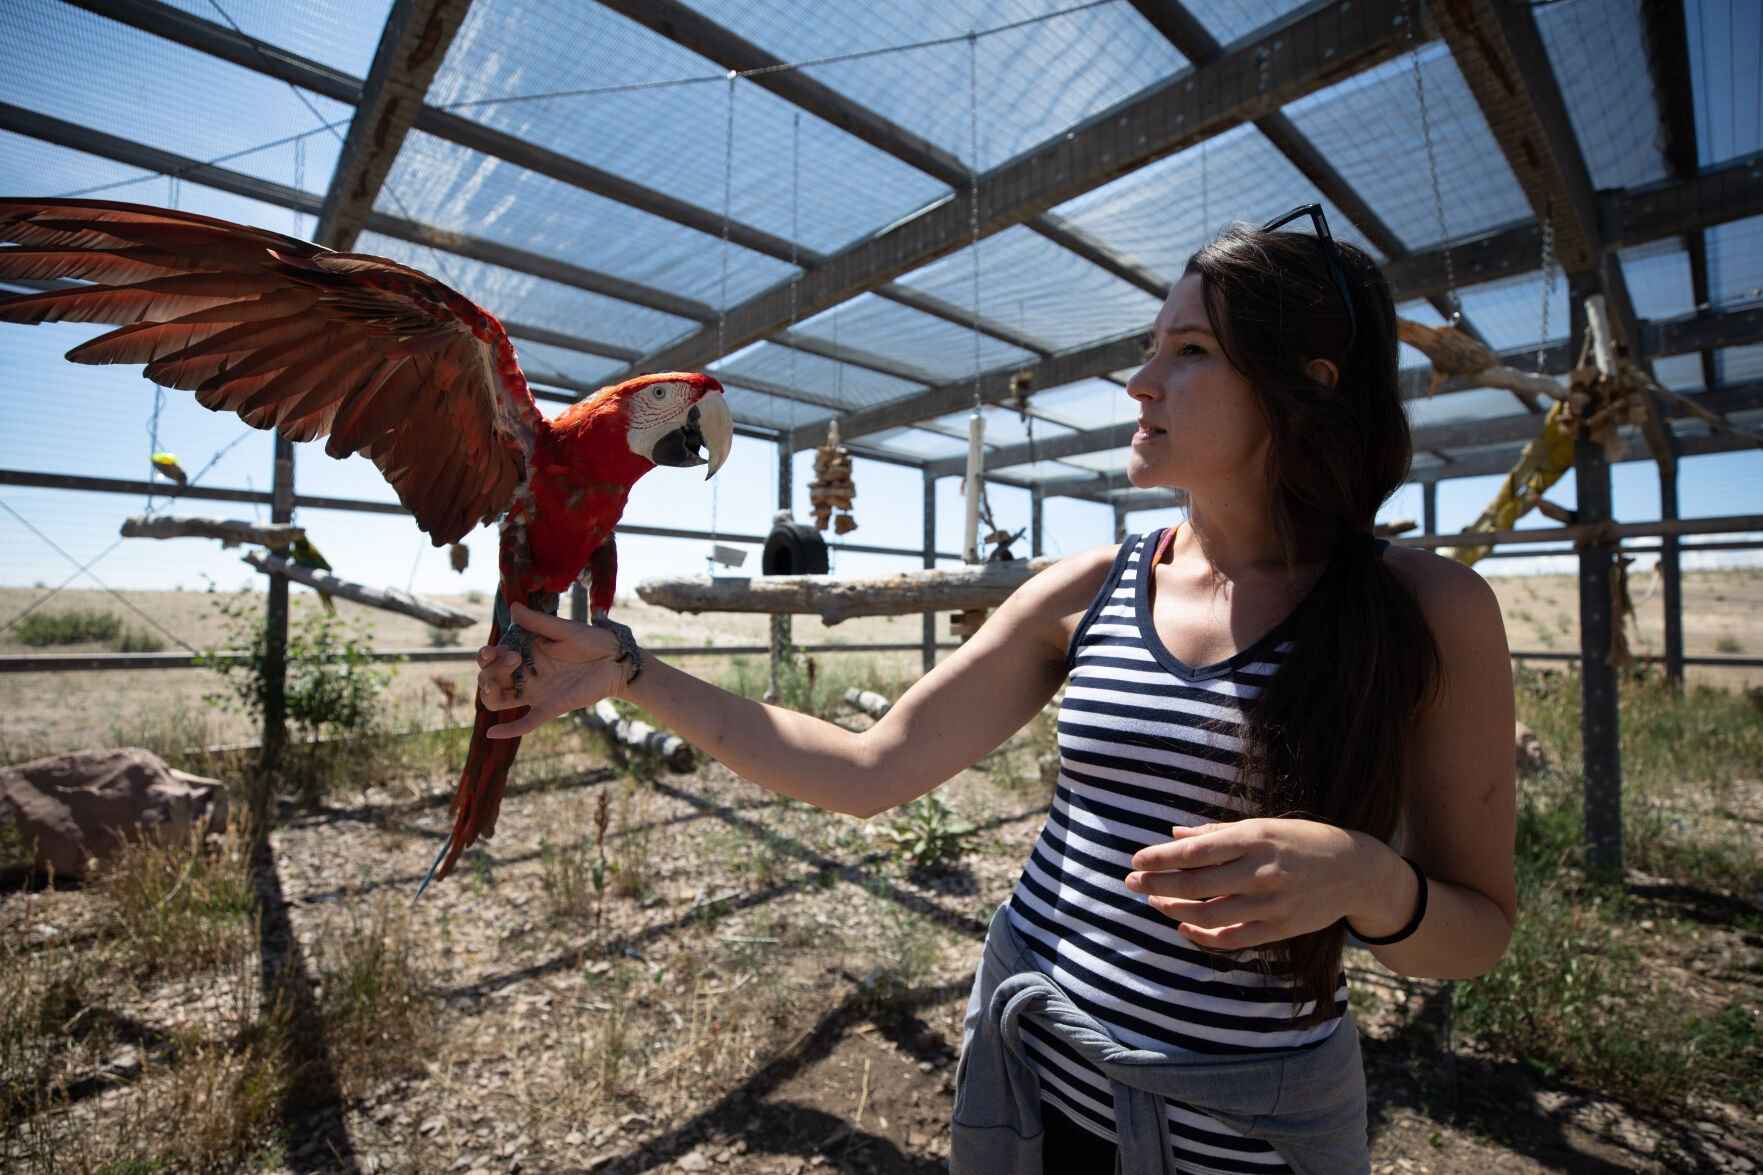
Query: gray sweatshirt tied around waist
xmin=950 ymin=904 xmax=1371 ymax=1175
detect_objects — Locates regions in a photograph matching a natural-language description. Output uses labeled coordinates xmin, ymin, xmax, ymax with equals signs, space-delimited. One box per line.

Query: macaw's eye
xmin=653 ymin=386 xmax=669 ymax=398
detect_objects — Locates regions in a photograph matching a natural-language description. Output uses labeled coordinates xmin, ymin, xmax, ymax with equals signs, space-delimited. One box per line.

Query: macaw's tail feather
xmin=415 ymin=616 xmax=524 ymax=897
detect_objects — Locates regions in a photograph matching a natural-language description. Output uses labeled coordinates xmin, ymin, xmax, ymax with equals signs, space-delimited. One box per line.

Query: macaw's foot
xmin=498 ymin=622 xmax=541 ymax=699
xmin=592 ymin=613 xmax=644 ymax=684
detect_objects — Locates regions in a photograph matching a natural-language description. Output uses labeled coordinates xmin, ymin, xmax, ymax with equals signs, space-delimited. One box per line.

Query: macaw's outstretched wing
xmin=0 ymin=198 xmax=544 ymax=546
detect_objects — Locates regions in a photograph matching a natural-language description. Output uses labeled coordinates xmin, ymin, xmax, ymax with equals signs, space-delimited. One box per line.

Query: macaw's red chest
xmin=517 ymin=476 xmax=632 ymax=593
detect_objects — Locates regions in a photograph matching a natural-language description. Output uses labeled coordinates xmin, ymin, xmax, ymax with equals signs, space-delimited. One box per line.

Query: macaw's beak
xmin=652 ymin=387 xmax=733 ymax=479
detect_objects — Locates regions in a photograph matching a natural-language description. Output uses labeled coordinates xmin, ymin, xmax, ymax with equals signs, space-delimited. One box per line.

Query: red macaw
xmin=0 ymin=198 xmax=732 ymax=891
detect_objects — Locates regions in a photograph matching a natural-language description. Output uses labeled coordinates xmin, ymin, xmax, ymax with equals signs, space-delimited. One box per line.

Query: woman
xmin=475 ymin=213 xmax=1517 ymax=1173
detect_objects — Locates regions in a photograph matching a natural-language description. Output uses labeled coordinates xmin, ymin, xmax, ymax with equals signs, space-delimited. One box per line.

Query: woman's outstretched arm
xmin=477 ymin=547 xmax=1114 ymax=817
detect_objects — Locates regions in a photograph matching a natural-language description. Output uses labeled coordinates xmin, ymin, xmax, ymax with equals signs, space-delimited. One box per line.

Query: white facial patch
xmin=624 ymin=380 xmax=696 ymax=461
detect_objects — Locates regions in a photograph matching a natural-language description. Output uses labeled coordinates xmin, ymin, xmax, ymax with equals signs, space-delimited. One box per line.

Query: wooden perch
xmin=1397 ymin=318 xmax=1568 ymax=403
xmin=122 ymin=515 xmax=306 ymax=548
xmin=242 ymin=551 xmax=477 ymax=628
xmin=636 ymin=557 xmax=1059 ymax=625
xmin=576 ymin=700 xmax=694 ymax=771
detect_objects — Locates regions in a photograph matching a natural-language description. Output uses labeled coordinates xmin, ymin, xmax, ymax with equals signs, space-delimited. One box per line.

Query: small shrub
xmin=424 ymin=624 xmax=462 ymax=648
xmin=12 ymin=608 xmax=123 ymax=646
xmin=1714 ymin=634 xmax=1742 ymax=654
xmin=881 ymin=793 xmax=975 ymax=872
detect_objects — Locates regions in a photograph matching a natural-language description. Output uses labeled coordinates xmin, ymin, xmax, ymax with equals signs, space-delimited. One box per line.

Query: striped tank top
xmin=1005 ymin=529 xmax=1348 ymax=1174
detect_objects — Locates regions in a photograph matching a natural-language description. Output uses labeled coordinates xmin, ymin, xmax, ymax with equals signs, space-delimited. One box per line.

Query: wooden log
xmin=636 ymin=557 xmax=1060 ymax=625
xmin=844 ymin=687 xmax=893 ymax=719
xmin=577 ymin=699 xmax=694 ymax=771
xmin=242 ymin=551 xmax=477 ymax=629
xmin=121 ymin=514 xmax=306 ymax=548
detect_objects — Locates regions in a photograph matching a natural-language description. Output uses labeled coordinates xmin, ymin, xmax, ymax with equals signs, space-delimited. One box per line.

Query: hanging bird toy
xmin=808 ymin=421 xmax=857 ymax=535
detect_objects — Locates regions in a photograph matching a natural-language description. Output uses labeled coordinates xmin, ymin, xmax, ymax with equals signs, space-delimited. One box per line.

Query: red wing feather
xmin=0 ymin=198 xmax=545 ymax=544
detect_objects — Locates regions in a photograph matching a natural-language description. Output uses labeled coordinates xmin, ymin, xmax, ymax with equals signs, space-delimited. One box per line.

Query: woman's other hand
xmin=476 ymin=603 xmax=628 ymax=738
xmin=1124 ymin=818 xmax=1413 ymax=950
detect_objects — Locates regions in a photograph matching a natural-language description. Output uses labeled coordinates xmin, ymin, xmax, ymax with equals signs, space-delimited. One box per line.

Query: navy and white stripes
xmin=1005 ymin=530 xmax=1347 ymax=1174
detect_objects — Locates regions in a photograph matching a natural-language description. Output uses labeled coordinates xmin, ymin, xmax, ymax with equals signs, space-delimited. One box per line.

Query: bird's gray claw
xmin=594 ymin=616 xmax=644 ymax=686
xmin=500 ymin=622 xmax=540 ymax=701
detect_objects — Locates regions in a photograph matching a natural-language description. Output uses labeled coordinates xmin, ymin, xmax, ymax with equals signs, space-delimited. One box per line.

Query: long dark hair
xmin=1184 ymin=225 xmax=1440 ymax=1023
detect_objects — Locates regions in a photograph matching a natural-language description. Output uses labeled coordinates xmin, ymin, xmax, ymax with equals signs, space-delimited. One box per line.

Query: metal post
xmin=1658 ymin=460 xmax=1684 ymax=687
xmin=261 ymin=435 xmax=294 ymax=788
xmin=1031 ymin=484 xmax=1045 ymax=558
xmin=570 ymin=583 xmax=587 ymax=623
xmin=1575 ymin=428 xmax=1623 ymax=877
xmin=769 ymin=439 xmax=793 ymax=700
xmin=1113 ymin=503 xmax=1128 ymax=544
xmin=1422 ymin=482 xmax=1438 ymax=537
xmin=922 ymin=469 xmax=937 ymax=673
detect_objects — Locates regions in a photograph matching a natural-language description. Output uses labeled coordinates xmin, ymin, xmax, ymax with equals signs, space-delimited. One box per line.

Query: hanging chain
xmin=967 ymin=30 xmax=983 ymax=410
xmin=716 ymin=71 xmax=737 ymax=364
xmin=787 ymin=112 xmax=802 ymax=436
xmin=1536 ymin=203 xmax=1557 ymax=373
xmin=1408 ymin=1 xmax=1459 ymax=323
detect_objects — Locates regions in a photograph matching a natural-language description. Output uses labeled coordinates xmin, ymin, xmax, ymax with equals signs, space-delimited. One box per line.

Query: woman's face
xmin=1125 ymin=274 xmax=1269 ymax=493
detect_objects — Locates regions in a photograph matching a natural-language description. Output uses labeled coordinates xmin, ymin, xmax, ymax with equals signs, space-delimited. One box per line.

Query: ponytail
xmin=1186 ymin=224 xmax=1440 ymax=1023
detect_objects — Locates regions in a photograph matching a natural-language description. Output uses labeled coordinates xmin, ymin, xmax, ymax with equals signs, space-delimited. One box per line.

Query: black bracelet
xmin=1349 ymin=855 xmax=1428 ymax=946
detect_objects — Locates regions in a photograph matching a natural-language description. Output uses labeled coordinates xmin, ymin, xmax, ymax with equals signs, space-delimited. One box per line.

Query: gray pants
xmin=950 ymin=904 xmax=1371 ymax=1175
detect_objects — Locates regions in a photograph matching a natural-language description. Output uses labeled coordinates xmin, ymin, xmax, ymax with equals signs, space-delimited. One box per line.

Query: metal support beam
xmin=1030 ymin=484 xmax=1045 ymax=558
xmin=922 ymin=469 xmax=937 ymax=673
xmin=1575 ymin=427 xmax=1622 ymax=876
xmin=616 ymin=0 xmax=1417 ymax=379
xmin=1658 ymin=459 xmax=1684 ymax=688
xmin=1435 ymin=0 xmax=1602 ymax=278
xmin=1642 ymin=0 xmax=1719 ymax=390
xmin=314 ymin=0 xmax=469 ymax=250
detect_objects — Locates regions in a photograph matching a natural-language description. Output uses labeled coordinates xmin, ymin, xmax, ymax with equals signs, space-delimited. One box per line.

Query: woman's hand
xmin=476 ymin=603 xmax=630 ymax=738
xmin=1124 ymin=818 xmax=1413 ymax=950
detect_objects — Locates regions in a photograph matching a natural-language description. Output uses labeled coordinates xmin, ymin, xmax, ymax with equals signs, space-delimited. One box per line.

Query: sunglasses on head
xmin=1261 ymin=203 xmax=1358 ymax=349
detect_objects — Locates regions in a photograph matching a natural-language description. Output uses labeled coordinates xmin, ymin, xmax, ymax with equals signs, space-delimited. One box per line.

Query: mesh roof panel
xmin=157 ymin=0 xmax=394 ymax=78
xmin=791 ymin=294 xmax=1038 ymax=382
xmin=1687 ymin=0 xmax=1763 ymax=166
xmin=1282 ymin=44 xmax=1530 ymax=251
xmin=893 ymin=225 xmax=1164 ymax=352
xmin=1535 ymin=0 xmax=1669 ymax=190
xmin=1022 ymin=378 xmax=1132 ymax=431
xmin=1706 ymin=214 xmax=1763 ymax=307
xmin=1407 ymin=388 xmax=1530 ymax=431
xmin=1454 ymin=271 xmax=1572 ymax=355
xmin=428 ymin=0 xmax=949 ymax=257
xmin=860 ymin=427 xmax=972 ymax=461
xmin=926 ymin=403 xmax=1076 ymax=450
xmin=377 ymin=130 xmax=798 ymax=309
xmin=1179 ymin=0 xmax=1315 ymax=46
xmin=687 ymin=0 xmax=1187 ymax=173
xmin=1716 ymin=344 xmax=1763 ymax=384
xmin=721 ymin=383 xmax=835 ymax=432
xmin=1651 ymin=353 xmax=1705 ymax=391
xmin=352 ymin=230 xmax=697 ymax=355
xmin=1618 ymin=240 xmax=1698 ymax=322
xmin=513 ymin=341 xmax=628 ymax=391
xmin=1052 ymin=123 xmax=1383 ymax=280
xmin=712 ymin=341 xmax=927 ymax=412
xmin=3 ymin=0 xmax=348 ymax=196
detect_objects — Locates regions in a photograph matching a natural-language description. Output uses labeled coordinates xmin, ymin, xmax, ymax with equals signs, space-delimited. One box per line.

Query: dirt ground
xmin=2 ymin=569 xmax=1762 ymax=1173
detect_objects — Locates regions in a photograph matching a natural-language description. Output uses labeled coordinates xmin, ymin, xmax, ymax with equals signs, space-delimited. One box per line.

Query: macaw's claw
xmin=498 ymin=622 xmax=540 ymax=699
xmin=592 ymin=614 xmax=644 ymax=684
